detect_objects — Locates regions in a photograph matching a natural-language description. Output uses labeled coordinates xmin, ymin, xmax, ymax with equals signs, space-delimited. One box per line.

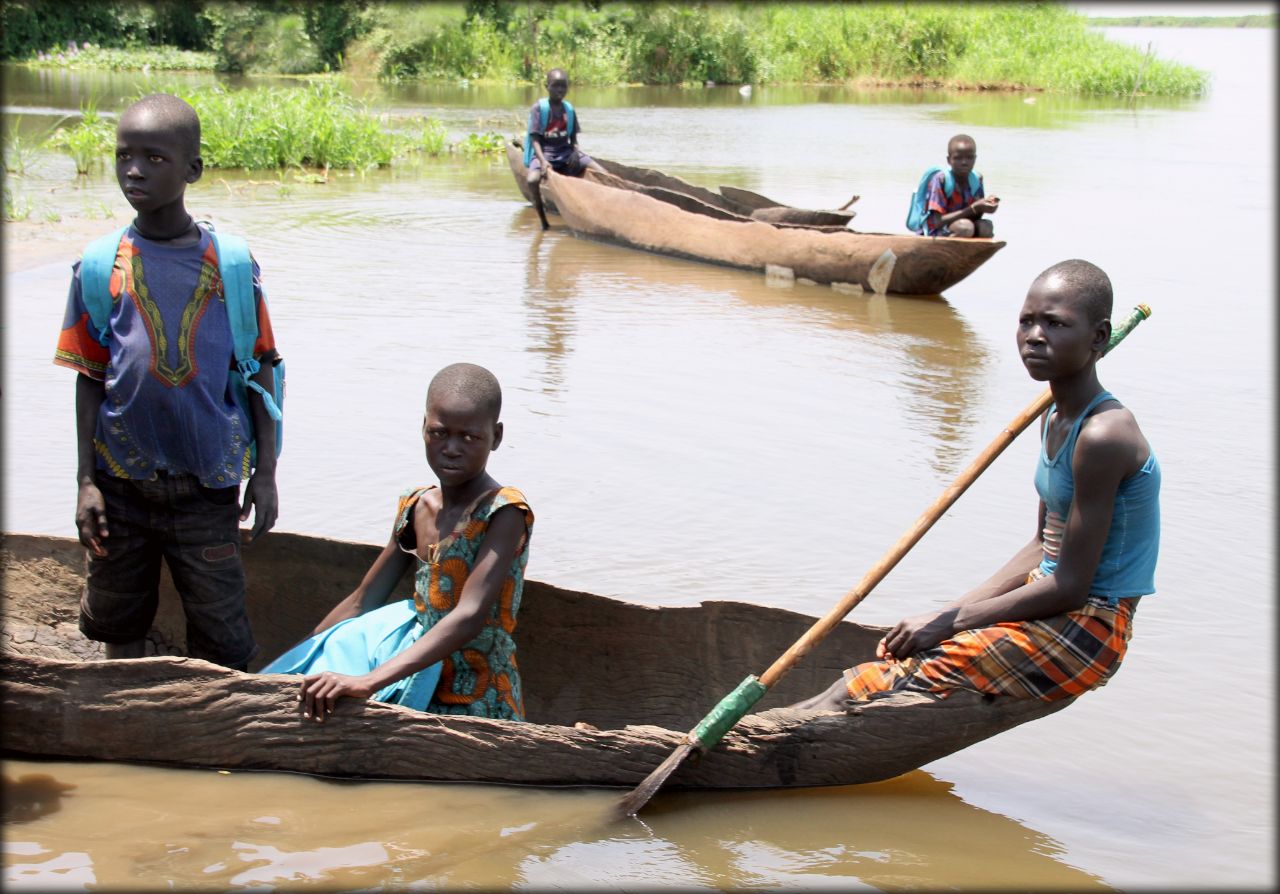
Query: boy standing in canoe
xmin=524 ymin=67 xmax=605 ymax=229
xmin=261 ymin=363 xmax=535 ymax=723
xmin=795 ymin=259 xmax=1160 ymax=710
xmin=54 ymin=93 xmax=281 ymax=671
xmin=910 ymin=133 xmax=1000 ymax=238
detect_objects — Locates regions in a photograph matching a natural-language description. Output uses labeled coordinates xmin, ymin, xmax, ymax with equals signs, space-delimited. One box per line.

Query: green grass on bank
xmin=24 ymin=43 xmax=216 ymax=71
xmin=38 ymin=81 xmax=507 ymax=173
xmin=7 ymin=1 xmax=1210 ymax=97
xmin=1087 ymin=14 xmax=1275 ymax=27
xmin=345 ymin=2 xmax=1209 ymax=96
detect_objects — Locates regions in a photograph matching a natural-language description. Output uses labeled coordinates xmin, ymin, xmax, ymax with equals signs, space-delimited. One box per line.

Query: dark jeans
xmin=80 ymin=470 xmax=257 ymax=669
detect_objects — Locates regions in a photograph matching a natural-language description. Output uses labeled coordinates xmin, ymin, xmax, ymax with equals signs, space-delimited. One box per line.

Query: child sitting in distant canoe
xmin=793 ymin=259 xmax=1159 ymax=711
xmin=524 ymin=67 xmax=605 ymax=228
xmin=909 ymin=134 xmax=1000 ymax=238
xmin=260 ymin=363 xmax=534 ymax=722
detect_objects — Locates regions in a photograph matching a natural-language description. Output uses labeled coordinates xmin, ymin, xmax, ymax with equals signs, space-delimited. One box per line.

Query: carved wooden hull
xmin=504 ymin=142 xmax=1004 ymax=296
xmin=2 ymin=533 xmax=1066 ymax=788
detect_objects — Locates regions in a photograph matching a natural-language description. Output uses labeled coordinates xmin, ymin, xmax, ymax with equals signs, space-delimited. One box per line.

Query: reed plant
xmin=416 ymin=117 xmax=449 ymax=156
xmin=455 ymin=131 xmax=504 ymax=158
xmin=45 ymin=102 xmax=115 ymax=174
xmin=3 ymin=117 xmax=39 ymax=175
xmin=3 ymin=185 xmax=34 ymax=222
xmin=187 ymin=81 xmax=396 ymax=170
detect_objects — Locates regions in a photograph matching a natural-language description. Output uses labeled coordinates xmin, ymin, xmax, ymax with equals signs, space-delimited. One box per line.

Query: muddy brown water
xmin=2 ymin=26 xmax=1273 ymax=891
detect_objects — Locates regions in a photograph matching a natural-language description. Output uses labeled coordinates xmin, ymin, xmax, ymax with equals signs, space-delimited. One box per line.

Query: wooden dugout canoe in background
xmin=504 ymin=141 xmax=854 ymax=230
xmin=543 ymin=170 xmax=1005 ymax=296
xmin=504 ymin=142 xmax=1005 ymax=296
xmin=2 ymin=533 xmax=1067 ymax=788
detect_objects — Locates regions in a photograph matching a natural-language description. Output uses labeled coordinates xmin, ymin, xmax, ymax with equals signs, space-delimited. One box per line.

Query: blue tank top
xmin=1034 ymin=390 xmax=1161 ymax=600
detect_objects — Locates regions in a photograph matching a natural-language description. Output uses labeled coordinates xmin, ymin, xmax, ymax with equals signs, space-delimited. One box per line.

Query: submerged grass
xmin=40 ymin=80 xmax=506 ymax=172
xmin=25 ymin=43 xmax=216 ymax=72
xmin=189 ymin=81 xmax=396 ymax=170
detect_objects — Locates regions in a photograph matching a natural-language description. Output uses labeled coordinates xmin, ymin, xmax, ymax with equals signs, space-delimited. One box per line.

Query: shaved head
xmin=120 ymin=93 xmax=201 ymax=158
xmin=1033 ymin=259 xmax=1113 ymax=324
xmin=948 ymin=133 xmax=976 ymax=155
xmin=427 ymin=363 xmax=502 ymax=421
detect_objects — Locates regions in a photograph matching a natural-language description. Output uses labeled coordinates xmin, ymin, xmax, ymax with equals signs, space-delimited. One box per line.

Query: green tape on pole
xmin=689 ymin=675 xmax=768 ymax=749
xmin=1105 ymin=304 xmax=1151 ymax=354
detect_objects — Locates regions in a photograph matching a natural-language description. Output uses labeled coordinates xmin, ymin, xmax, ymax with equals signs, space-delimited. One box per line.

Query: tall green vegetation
xmin=41 ymin=82 xmax=503 ymax=172
xmin=349 ymin=1 xmax=1208 ymax=96
xmin=186 ymin=81 xmax=396 ymax=169
xmin=6 ymin=1 xmax=1210 ymax=96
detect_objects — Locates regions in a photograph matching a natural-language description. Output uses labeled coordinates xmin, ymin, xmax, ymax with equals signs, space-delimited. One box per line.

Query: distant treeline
xmin=2 ymin=0 xmax=1211 ymax=96
xmin=1088 ymin=13 xmax=1275 ymax=27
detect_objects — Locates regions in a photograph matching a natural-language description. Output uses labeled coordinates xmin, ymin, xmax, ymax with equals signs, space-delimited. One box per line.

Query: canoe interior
xmin=1 ymin=532 xmax=886 ymax=731
xmin=507 ymin=140 xmax=851 ymax=231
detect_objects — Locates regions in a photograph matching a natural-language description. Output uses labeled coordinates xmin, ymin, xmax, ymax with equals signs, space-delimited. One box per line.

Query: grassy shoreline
xmin=6 ymin=2 xmax=1209 ymax=97
xmin=1086 ymin=14 xmax=1275 ymax=27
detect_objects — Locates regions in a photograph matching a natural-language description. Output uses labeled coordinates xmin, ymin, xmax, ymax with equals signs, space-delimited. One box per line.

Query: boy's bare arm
xmin=530 ymin=134 xmax=550 ymax=176
xmin=240 ymin=354 xmax=279 ymax=542
xmin=74 ymin=374 xmax=108 ymax=556
xmin=933 ymin=195 xmax=1000 ymax=229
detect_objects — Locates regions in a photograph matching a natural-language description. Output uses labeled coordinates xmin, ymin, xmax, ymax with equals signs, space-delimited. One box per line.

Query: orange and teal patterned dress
xmin=394 ymin=485 xmax=534 ymax=721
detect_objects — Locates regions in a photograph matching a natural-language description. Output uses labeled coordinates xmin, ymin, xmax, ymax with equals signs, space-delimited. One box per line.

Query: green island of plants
xmin=30 ymin=81 xmax=507 ymax=174
xmin=3 ymin=1 xmax=1210 ymax=97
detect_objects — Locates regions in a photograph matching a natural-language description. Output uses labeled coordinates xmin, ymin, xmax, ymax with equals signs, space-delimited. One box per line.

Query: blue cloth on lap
xmin=260 ymin=598 xmax=442 ymax=711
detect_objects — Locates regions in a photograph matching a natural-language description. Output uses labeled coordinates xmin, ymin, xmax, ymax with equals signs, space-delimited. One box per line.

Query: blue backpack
xmin=906 ymin=166 xmax=982 ymax=233
xmin=523 ymin=98 xmax=576 ymax=167
xmin=79 ymin=223 xmax=284 ymax=468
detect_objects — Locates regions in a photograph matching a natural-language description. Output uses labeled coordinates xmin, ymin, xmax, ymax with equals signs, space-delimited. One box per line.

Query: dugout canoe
xmin=2 ymin=532 xmax=1068 ymax=789
xmin=505 ymin=141 xmax=854 ymax=230
xmin=544 ymin=169 xmax=1004 ymax=296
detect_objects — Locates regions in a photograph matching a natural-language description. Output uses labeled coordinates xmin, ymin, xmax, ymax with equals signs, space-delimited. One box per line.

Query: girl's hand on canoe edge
xmin=299 ymin=671 xmax=375 ymax=722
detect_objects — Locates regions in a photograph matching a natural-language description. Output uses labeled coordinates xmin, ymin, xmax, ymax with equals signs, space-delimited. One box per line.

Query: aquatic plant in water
xmin=45 ymin=102 xmax=115 ymax=175
xmin=456 ymin=131 xmax=504 ymax=158
xmin=185 ymin=80 xmax=396 ymax=170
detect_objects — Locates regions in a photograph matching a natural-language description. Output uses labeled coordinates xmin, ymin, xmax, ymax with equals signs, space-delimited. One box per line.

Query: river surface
xmin=2 ymin=26 xmax=1273 ymax=891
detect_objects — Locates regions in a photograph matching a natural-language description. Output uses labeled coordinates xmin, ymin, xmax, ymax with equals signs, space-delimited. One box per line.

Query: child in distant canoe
xmin=910 ymin=133 xmax=1000 ymax=237
xmin=261 ymin=363 xmax=534 ymax=722
xmin=793 ymin=259 xmax=1159 ymax=710
xmin=524 ymin=67 xmax=605 ymax=228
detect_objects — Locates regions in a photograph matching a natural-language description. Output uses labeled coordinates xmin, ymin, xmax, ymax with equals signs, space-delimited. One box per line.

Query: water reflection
xmin=521 ymin=225 xmax=579 ymax=399
xmin=514 ymin=215 xmax=993 ymax=477
xmin=2 ymin=773 xmax=76 ymax=824
xmin=1 ymin=760 xmax=1106 ymax=890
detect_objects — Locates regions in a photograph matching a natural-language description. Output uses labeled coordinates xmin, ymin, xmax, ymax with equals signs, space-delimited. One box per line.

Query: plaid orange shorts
xmin=844 ymin=590 xmax=1135 ymax=703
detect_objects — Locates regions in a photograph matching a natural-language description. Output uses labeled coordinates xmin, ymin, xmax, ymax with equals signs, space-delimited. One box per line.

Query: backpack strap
xmin=210 ymin=229 xmax=282 ymax=422
xmin=523 ymin=98 xmax=552 ymax=167
xmin=563 ymin=100 xmax=576 ymax=139
xmin=79 ymin=225 xmax=130 ymax=346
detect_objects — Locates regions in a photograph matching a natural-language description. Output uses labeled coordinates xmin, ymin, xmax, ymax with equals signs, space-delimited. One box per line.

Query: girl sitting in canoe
xmin=796 ymin=259 xmax=1160 ymax=710
xmin=261 ymin=363 xmax=534 ymax=722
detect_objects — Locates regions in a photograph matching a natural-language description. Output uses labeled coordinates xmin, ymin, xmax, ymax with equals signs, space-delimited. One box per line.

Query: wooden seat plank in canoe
xmin=2 ymin=533 xmax=1066 ymax=788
